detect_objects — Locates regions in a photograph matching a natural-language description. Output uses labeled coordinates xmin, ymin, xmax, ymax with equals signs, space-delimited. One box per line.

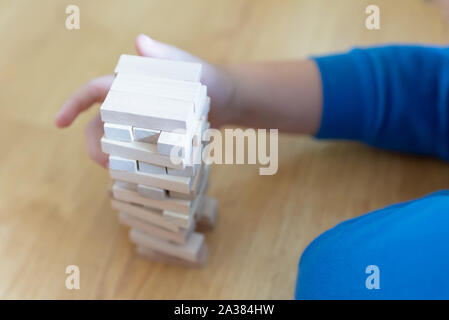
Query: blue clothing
xmin=295 ymin=46 xmax=449 ymax=299
xmin=296 ymin=191 xmax=449 ymax=299
xmin=315 ymin=45 xmax=449 ymax=159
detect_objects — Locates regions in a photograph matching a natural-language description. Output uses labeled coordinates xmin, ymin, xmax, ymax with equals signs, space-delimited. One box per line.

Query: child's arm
xmin=54 ymin=34 xmax=323 ymax=167
xmin=229 ymin=45 xmax=449 ymax=161
xmin=224 ymin=61 xmax=323 ymax=134
xmin=55 ymin=35 xmax=449 ymax=167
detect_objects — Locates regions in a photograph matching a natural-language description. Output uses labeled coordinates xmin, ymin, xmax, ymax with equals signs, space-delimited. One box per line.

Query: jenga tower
xmin=100 ymin=55 xmax=217 ymax=267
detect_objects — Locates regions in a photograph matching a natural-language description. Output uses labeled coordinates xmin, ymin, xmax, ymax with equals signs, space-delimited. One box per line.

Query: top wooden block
xmin=111 ymin=73 xmax=204 ymax=113
xmin=100 ymin=90 xmax=195 ymax=132
xmin=114 ymin=54 xmax=202 ymax=82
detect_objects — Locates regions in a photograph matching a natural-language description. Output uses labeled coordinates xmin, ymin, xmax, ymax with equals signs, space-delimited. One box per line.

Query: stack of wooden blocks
xmin=100 ymin=54 xmax=217 ymax=267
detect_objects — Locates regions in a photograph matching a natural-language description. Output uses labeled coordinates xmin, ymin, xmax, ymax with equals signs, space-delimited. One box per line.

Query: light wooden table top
xmin=1 ymin=0 xmax=449 ymax=299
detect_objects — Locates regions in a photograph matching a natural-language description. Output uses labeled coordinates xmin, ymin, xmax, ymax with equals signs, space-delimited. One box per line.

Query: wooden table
xmin=1 ymin=0 xmax=448 ymax=299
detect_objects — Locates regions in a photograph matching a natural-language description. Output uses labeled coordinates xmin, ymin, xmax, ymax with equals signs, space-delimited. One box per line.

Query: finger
xmin=135 ymin=34 xmax=202 ymax=63
xmin=54 ymin=75 xmax=114 ymax=128
xmin=85 ymin=113 xmax=108 ymax=168
xmin=135 ymin=33 xmax=218 ymax=85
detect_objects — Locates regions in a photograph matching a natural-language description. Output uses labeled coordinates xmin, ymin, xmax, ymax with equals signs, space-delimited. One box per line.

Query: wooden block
xmin=110 ymin=199 xmax=179 ymax=232
xmin=195 ymin=86 xmax=207 ymax=116
xmin=168 ymin=190 xmax=195 ymax=201
xmin=113 ymin=182 xmax=192 ymax=214
xmin=168 ymin=163 xmax=209 ymax=200
xmin=132 ymin=127 xmax=160 ymax=143
xmin=110 ymin=168 xmax=191 ymax=193
xmin=196 ymin=94 xmax=210 ymax=121
xmin=165 ymin=139 xmax=202 ymax=177
xmin=109 ymin=155 xmax=137 ymax=172
xmin=176 ymin=180 xmax=208 ymax=203
xmin=155 ymin=110 xmax=207 ymax=159
xmin=101 ymin=136 xmax=186 ymax=170
xmin=114 ymin=54 xmax=202 ymax=82
xmin=118 ymin=212 xmax=190 ymax=244
xmin=195 ymin=197 xmax=218 ymax=231
xmin=157 ymin=130 xmax=191 ymax=157
xmin=129 ymin=228 xmax=205 ymax=262
xmin=100 ymin=90 xmax=195 ymax=132
xmin=161 ymin=186 xmax=207 ymax=228
xmin=192 ymin=118 xmax=207 ymax=147
xmin=192 ymin=94 xmax=209 ymax=145
xmin=115 ymin=180 xmax=138 ymax=192
xmin=138 ymin=161 xmax=166 ymax=175
xmin=202 ymin=122 xmax=211 ymax=142
xmin=162 ymin=210 xmax=192 ymax=228
xmin=166 ymin=164 xmax=198 ymax=178
xmin=192 ymin=163 xmax=210 ymax=194
xmin=137 ymin=184 xmax=166 ymax=201
xmin=136 ymin=243 xmax=208 ymax=268
xmin=111 ymin=73 xmax=204 ymax=112
xmin=185 ymin=163 xmax=205 ymax=198
xmin=104 ymin=123 xmax=133 ymax=142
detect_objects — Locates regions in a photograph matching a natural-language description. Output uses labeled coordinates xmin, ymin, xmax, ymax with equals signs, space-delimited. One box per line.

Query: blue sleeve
xmin=295 ymin=191 xmax=449 ymax=299
xmin=313 ymin=45 xmax=449 ymax=160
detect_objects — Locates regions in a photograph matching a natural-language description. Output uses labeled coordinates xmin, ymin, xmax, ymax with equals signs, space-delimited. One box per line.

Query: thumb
xmin=135 ymin=34 xmax=201 ymax=63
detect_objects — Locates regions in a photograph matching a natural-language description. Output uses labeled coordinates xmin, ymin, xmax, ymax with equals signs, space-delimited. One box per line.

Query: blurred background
xmin=1 ymin=0 xmax=449 ymax=299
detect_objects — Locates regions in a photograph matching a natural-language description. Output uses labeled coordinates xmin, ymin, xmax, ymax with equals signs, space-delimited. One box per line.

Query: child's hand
xmin=54 ymin=34 xmax=235 ymax=168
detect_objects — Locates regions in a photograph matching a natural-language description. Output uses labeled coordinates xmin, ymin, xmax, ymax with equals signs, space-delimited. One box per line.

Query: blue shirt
xmin=315 ymin=45 xmax=449 ymax=159
xmin=295 ymin=46 xmax=449 ymax=299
